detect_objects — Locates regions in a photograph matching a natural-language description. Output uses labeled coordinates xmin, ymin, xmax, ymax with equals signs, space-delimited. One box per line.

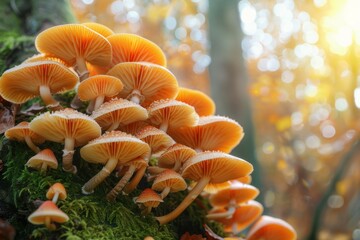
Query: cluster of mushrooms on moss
xmin=0 ymin=22 xmax=297 ymax=239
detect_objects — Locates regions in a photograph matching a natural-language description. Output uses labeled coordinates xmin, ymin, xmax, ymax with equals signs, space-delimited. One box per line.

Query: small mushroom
xmin=147 ymin=99 xmax=199 ymax=132
xmin=5 ymin=122 xmax=45 ymax=153
xmin=91 ymin=98 xmax=148 ymax=131
xmin=175 ymin=87 xmax=216 ymax=116
xmin=168 ymin=116 xmax=244 ymax=153
xmin=30 ymin=108 xmax=101 ymax=173
xmin=81 ymin=131 xmax=150 ymax=194
xmin=157 ymin=143 xmax=197 ymax=172
xmin=135 ymin=188 xmax=163 ymax=215
xmin=108 ymin=33 xmax=166 ymax=67
xmin=0 ymin=61 xmax=78 ymax=110
xmin=156 ymin=151 xmax=253 ymax=225
xmin=28 ymin=200 xmax=69 ymax=231
xmin=107 ymin=62 xmax=178 ymax=106
xmin=77 ymin=75 xmax=123 ymax=113
xmin=26 ymin=149 xmax=58 ymax=174
xmin=46 ymin=183 xmax=67 ymax=204
xmin=246 ymin=215 xmax=297 ymax=240
xmin=152 ymin=169 xmax=187 ymax=199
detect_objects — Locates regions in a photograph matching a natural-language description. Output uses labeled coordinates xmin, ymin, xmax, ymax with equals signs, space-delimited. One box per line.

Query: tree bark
xmin=208 ymin=0 xmax=262 ymax=193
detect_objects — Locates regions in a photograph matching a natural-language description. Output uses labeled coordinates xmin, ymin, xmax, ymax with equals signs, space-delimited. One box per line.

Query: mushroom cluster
xmin=0 ymin=22 xmax=296 ymax=238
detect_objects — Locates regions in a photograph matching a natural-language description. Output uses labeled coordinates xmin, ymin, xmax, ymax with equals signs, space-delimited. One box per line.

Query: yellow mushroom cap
xmin=168 ymin=116 xmax=244 ymax=153
xmin=77 ymin=75 xmax=123 ymax=101
xmin=107 ymin=62 xmax=178 ymax=107
xmin=175 ymin=87 xmax=216 ymax=116
xmin=108 ymin=33 xmax=166 ymax=67
xmin=158 ymin=143 xmax=196 ymax=169
xmin=5 ymin=121 xmax=45 ymax=144
xmin=80 ymin=131 xmax=150 ymax=165
xmin=147 ymin=99 xmax=199 ymax=130
xmin=28 ymin=200 xmax=69 ymax=225
xmin=0 ymin=61 xmax=78 ymax=104
xmin=136 ymin=126 xmax=175 ymax=153
xmin=82 ymin=22 xmax=114 ymax=37
xmin=91 ymin=98 xmax=148 ymax=130
xmin=26 ymin=148 xmax=58 ymax=170
xmin=182 ymin=151 xmax=253 ymax=184
xmin=135 ymin=188 xmax=163 ymax=208
xmin=35 ymin=24 xmax=112 ymax=67
xmin=152 ymin=169 xmax=187 ymax=193
xmin=246 ymin=215 xmax=297 ymax=240
xmin=46 ymin=182 xmax=67 ymax=201
xmin=29 ymin=108 xmax=101 ymax=146
xmin=209 ymin=182 xmax=260 ymax=207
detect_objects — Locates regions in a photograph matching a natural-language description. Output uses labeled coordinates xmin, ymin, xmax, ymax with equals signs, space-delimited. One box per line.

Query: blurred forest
xmin=69 ymin=0 xmax=360 ymax=239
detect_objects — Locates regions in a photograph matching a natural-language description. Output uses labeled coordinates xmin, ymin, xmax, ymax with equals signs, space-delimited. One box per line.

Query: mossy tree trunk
xmin=208 ymin=0 xmax=262 ymax=194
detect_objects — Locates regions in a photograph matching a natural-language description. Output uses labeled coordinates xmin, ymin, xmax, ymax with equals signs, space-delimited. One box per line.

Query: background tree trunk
xmin=208 ymin=0 xmax=262 ymax=193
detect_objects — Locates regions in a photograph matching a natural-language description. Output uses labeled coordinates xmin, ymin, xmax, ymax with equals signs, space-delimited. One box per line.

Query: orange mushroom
xmin=156 ymin=151 xmax=253 ymax=225
xmin=5 ymin=122 xmax=45 ymax=153
xmin=168 ymin=116 xmax=244 ymax=153
xmin=0 ymin=61 xmax=78 ymax=109
xmin=77 ymin=75 xmax=123 ymax=113
xmin=152 ymin=169 xmax=187 ymax=199
xmin=80 ymin=131 xmax=150 ymax=194
xmin=26 ymin=149 xmax=58 ymax=174
xmin=24 ymin=53 xmax=71 ymax=67
xmin=28 ymin=200 xmax=69 ymax=231
xmin=107 ymin=62 xmax=178 ymax=106
xmin=246 ymin=215 xmax=297 ymax=240
xmin=91 ymin=98 xmax=148 ymax=131
xmin=108 ymin=33 xmax=166 ymax=67
xmin=30 ymin=108 xmax=101 ymax=173
xmin=35 ymin=24 xmax=112 ymax=81
xmin=175 ymin=87 xmax=216 ymax=116
xmin=46 ymin=183 xmax=67 ymax=204
xmin=135 ymin=188 xmax=163 ymax=215
xmin=147 ymin=99 xmax=199 ymax=132
xmin=82 ymin=22 xmax=114 ymax=37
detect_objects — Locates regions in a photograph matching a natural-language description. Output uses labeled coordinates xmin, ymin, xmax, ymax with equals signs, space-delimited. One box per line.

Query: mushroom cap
xmin=108 ymin=33 xmax=166 ymax=67
xmin=175 ymin=87 xmax=216 ymax=116
xmin=87 ymin=63 xmax=110 ymax=77
xmin=222 ymin=200 xmax=263 ymax=233
xmin=29 ymin=108 xmax=101 ymax=147
xmin=91 ymin=98 xmax=148 ymax=130
xmin=209 ymin=182 xmax=259 ymax=207
xmin=77 ymin=75 xmax=124 ymax=101
xmin=46 ymin=182 xmax=67 ymax=201
xmin=107 ymin=62 xmax=178 ymax=107
xmin=235 ymin=175 xmax=252 ymax=184
xmin=118 ymin=121 xmax=149 ymax=135
xmin=80 ymin=131 xmax=150 ymax=165
xmin=0 ymin=61 xmax=78 ymax=104
xmin=182 ymin=151 xmax=253 ymax=184
xmin=168 ymin=116 xmax=244 ymax=153
xmin=82 ymin=22 xmax=114 ymax=37
xmin=135 ymin=188 xmax=163 ymax=207
xmin=158 ymin=143 xmax=196 ymax=169
xmin=136 ymin=126 xmax=175 ymax=153
xmin=28 ymin=200 xmax=69 ymax=225
xmin=152 ymin=169 xmax=187 ymax=193
xmin=5 ymin=121 xmax=45 ymax=144
xmin=24 ymin=53 xmax=71 ymax=67
xmin=35 ymin=24 xmax=112 ymax=67
xmin=246 ymin=215 xmax=297 ymax=240
xmin=147 ymin=99 xmax=199 ymax=130
xmin=199 ymin=181 xmax=232 ymax=194
xmin=26 ymin=148 xmax=58 ymax=170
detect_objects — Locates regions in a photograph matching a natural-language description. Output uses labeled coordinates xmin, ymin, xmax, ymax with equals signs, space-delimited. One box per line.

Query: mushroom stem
xmin=141 ymin=206 xmax=152 ymax=215
xmin=107 ymin=164 xmax=136 ymax=201
xmin=86 ymin=99 xmax=96 ymax=114
xmin=93 ymin=95 xmax=105 ymax=111
xmin=107 ymin=121 xmax=121 ymax=132
xmin=156 ymin=176 xmax=211 ymax=225
xmin=62 ymin=138 xmax=76 ymax=174
xmin=128 ymin=90 xmax=144 ymax=104
xmin=173 ymin=160 xmax=181 ymax=172
xmin=40 ymin=162 xmax=48 ymax=174
xmin=39 ymin=85 xmax=61 ymax=110
xmin=206 ymin=206 xmax=236 ymax=220
xmin=123 ymin=165 xmax=147 ymax=194
xmin=70 ymin=94 xmax=83 ymax=109
xmin=160 ymin=187 xmax=171 ymax=199
xmin=52 ymin=192 xmax=60 ymax=204
xmin=24 ymin=135 xmax=40 ymax=153
xmin=159 ymin=122 xmax=168 ymax=132
xmin=147 ymin=166 xmax=167 ymax=175
xmin=82 ymin=157 xmax=118 ymax=194
xmin=76 ymin=57 xmax=89 ymax=81
xmin=44 ymin=216 xmax=56 ymax=231
xmin=232 ymin=221 xmax=238 ymax=235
